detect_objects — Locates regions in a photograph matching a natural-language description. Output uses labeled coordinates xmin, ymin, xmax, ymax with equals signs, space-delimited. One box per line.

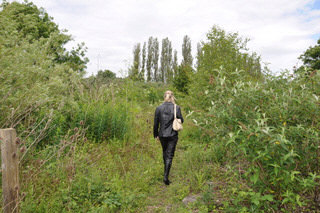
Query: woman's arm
xmin=153 ymin=107 xmax=160 ymax=138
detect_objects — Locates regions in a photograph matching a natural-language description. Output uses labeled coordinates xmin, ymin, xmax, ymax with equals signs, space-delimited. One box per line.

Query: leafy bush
xmin=189 ymin=67 xmax=320 ymax=210
xmin=65 ymin=175 xmax=122 ymax=212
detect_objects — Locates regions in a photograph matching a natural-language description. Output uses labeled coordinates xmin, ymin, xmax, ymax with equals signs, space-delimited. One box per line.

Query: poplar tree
xmin=173 ymin=35 xmax=193 ymax=93
xmin=182 ymin=35 xmax=193 ymax=67
xmin=196 ymin=42 xmax=202 ymax=70
xmin=167 ymin=41 xmax=173 ymax=83
xmin=160 ymin=38 xmax=173 ymax=83
xmin=140 ymin=42 xmax=146 ymax=80
xmin=153 ymin=38 xmax=159 ymax=81
xmin=131 ymin=43 xmax=141 ymax=79
xmin=160 ymin=38 xmax=168 ymax=82
xmin=146 ymin=37 xmax=153 ymax=81
xmin=173 ymin=50 xmax=178 ymax=78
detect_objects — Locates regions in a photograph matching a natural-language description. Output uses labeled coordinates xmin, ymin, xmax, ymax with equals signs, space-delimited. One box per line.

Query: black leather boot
xmin=160 ymin=135 xmax=178 ymax=185
xmin=163 ymin=159 xmax=172 ymax=185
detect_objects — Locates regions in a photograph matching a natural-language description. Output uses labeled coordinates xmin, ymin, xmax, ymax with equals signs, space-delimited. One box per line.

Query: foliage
xmin=1 ymin=1 xmax=60 ymax=41
xmin=182 ymin=35 xmax=193 ymax=67
xmin=188 ymin=67 xmax=320 ymax=210
xmin=2 ymin=2 xmax=320 ymax=211
xmin=97 ymin=69 xmax=116 ymax=79
xmin=0 ymin=25 xmax=78 ymax=128
xmin=160 ymin=37 xmax=173 ymax=83
xmin=94 ymin=69 xmax=117 ymax=85
xmin=197 ymin=25 xmax=262 ymax=78
xmin=0 ymin=1 xmax=88 ymax=72
xmin=297 ymin=38 xmax=320 ymax=73
xmin=74 ymin=101 xmax=129 ymax=142
xmin=173 ymin=65 xmax=193 ymax=94
xmin=131 ymin=36 xmax=181 ymax=83
xmin=0 ymin=1 xmax=89 ymax=129
xmin=43 ymin=101 xmax=130 ymax=144
xmin=129 ymin=43 xmax=141 ymax=80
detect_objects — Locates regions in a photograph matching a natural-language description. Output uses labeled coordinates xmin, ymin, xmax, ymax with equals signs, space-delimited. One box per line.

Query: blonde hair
xmin=164 ymin=90 xmax=175 ymax=103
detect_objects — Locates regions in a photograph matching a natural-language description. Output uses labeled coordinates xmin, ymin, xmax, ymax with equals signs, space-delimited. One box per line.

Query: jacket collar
xmin=163 ymin=102 xmax=174 ymax=105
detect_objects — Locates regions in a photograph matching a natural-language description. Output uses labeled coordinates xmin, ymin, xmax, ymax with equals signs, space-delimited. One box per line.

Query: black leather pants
xmin=160 ymin=135 xmax=178 ymax=184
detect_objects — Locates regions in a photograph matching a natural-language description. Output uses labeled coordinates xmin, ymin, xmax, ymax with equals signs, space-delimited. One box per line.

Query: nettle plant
xmin=190 ymin=67 xmax=320 ymax=209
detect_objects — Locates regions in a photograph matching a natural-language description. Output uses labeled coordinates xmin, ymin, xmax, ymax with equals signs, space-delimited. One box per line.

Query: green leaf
xmin=250 ymin=171 xmax=259 ymax=184
xmin=261 ymin=194 xmax=274 ymax=201
xmin=252 ymin=198 xmax=260 ymax=206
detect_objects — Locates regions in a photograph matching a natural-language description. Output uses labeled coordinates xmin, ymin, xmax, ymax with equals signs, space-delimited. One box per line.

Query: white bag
xmin=173 ymin=104 xmax=183 ymax=131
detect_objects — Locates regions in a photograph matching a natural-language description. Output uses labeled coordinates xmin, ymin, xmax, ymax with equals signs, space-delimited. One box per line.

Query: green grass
xmin=15 ymin=73 xmax=320 ymax=212
xmin=17 ymin=102 xmax=242 ymax=212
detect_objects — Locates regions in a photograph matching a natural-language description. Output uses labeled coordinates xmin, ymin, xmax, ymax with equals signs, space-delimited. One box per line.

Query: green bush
xmin=189 ymin=67 xmax=320 ymax=210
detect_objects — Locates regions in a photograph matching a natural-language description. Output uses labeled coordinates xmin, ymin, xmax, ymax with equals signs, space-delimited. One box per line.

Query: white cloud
xmin=16 ymin=0 xmax=320 ymax=75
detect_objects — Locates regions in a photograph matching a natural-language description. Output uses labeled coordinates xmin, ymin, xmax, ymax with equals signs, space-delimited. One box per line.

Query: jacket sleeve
xmin=177 ymin=106 xmax=184 ymax=123
xmin=153 ymin=107 xmax=160 ymax=138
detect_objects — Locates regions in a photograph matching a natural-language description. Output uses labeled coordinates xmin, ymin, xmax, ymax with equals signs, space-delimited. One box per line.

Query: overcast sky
xmin=20 ymin=0 xmax=320 ymax=76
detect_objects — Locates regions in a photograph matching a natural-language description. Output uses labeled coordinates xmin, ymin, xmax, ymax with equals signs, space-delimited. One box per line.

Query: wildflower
xmin=20 ymin=146 xmax=26 ymax=153
xmin=16 ymin=137 xmax=20 ymax=145
xmin=275 ymin=141 xmax=280 ymax=145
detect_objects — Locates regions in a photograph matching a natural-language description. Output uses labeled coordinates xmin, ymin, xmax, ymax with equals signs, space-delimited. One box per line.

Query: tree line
xmin=129 ymin=26 xmax=264 ymax=95
xmin=129 ymin=35 xmax=193 ymax=83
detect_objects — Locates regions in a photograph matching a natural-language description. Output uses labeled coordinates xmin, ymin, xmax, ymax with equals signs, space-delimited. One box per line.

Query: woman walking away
xmin=153 ymin=91 xmax=184 ymax=185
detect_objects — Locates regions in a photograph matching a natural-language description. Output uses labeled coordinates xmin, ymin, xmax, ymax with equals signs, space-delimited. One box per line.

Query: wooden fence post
xmin=0 ymin=128 xmax=19 ymax=213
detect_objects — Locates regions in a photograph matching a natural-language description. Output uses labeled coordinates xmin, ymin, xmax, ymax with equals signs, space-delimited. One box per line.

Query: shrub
xmin=189 ymin=67 xmax=320 ymax=210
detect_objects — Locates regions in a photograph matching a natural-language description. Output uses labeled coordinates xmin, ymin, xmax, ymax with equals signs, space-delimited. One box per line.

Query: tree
xmin=0 ymin=1 xmax=87 ymax=127
xmin=197 ymin=25 xmax=261 ymax=77
xmin=91 ymin=69 xmax=117 ymax=86
xmin=298 ymin=38 xmax=320 ymax=73
xmin=130 ymin=43 xmax=141 ymax=80
xmin=141 ymin=42 xmax=146 ymax=80
xmin=146 ymin=37 xmax=153 ymax=82
xmin=167 ymin=42 xmax=173 ymax=82
xmin=182 ymin=35 xmax=193 ymax=67
xmin=160 ymin=38 xmax=173 ymax=83
xmin=175 ymin=35 xmax=193 ymax=92
xmin=173 ymin=50 xmax=178 ymax=78
xmin=97 ymin=69 xmax=116 ymax=80
xmin=196 ymin=42 xmax=202 ymax=70
xmin=1 ymin=1 xmax=60 ymax=40
xmin=173 ymin=65 xmax=192 ymax=94
xmin=153 ymin=38 xmax=159 ymax=81
xmin=0 ymin=1 xmax=88 ymax=73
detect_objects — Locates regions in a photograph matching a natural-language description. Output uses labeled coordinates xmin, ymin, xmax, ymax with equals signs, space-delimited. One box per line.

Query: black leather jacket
xmin=153 ymin=102 xmax=184 ymax=138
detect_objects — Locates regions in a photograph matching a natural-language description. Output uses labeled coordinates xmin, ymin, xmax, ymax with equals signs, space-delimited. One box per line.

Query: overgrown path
xmin=141 ymin=137 xmax=230 ymax=213
xmin=132 ymin=105 xmax=232 ymax=212
xmin=18 ymin=103 xmax=234 ymax=212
